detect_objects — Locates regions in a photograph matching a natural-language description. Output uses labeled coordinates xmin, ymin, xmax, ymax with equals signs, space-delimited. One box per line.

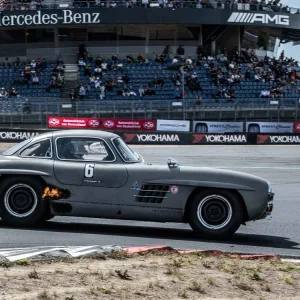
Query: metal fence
xmin=0 ymin=97 xmax=299 ymax=128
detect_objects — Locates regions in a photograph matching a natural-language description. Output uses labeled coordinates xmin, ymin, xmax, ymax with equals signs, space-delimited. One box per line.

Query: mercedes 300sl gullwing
xmin=0 ymin=130 xmax=274 ymax=239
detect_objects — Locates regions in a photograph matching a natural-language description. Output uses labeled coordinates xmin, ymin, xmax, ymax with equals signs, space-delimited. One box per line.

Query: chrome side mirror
xmin=167 ymin=157 xmax=179 ymax=168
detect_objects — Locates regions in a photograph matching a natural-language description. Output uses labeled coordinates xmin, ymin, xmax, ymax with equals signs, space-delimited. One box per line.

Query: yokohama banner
xmin=246 ymin=122 xmax=293 ymax=133
xmin=101 ymin=119 xmax=156 ymax=131
xmin=193 ymin=121 xmax=244 ymax=133
xmin=120 ymin=132 xmax=189 ymax=144
xmin=257 ymin=135 xmax=300 ymax=144
xmin=157 ymin=119 xmax=190 ymax=132
xmin=192 ymin=134 xmax=247 ymax=144
xmin=48 ymin=116 xmax=100 ymax=129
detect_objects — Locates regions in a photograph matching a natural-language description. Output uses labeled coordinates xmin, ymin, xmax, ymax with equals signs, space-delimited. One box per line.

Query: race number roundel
xmin=170 ymin=185 xmax=179 ymax=195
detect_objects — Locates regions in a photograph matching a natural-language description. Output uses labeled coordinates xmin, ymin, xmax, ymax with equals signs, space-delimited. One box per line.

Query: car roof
xmin=34 ymin=130 xmax=120 ymax=141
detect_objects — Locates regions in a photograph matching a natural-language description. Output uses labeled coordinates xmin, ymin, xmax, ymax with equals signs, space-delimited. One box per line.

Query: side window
xmin=20 ymin=139 xmax=52 ymax=158
xmin=56 ymin=137 xmax=115 ymax=162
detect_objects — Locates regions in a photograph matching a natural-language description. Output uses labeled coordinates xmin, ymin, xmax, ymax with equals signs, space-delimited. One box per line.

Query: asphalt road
xmin=0 ymin=144 xmax=300 ymax=257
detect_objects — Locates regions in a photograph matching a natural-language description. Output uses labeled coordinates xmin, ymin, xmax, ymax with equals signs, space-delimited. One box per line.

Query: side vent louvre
xmin=135 ymin=184 xmax=170 ymax=203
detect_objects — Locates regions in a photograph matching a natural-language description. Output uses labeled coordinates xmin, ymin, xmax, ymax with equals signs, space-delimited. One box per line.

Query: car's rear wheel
xmin=188 ymin=189 xmax=243 ymax=239
xmin=0 ymin=176 xmax=48 ymax=227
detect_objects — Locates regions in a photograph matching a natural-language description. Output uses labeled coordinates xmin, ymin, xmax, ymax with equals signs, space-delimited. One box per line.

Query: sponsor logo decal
xmin=170 ymin=185 xmax=179 ymax=195
xmin=270 ymin=136 xmax=300 ymax=144
xmin=257 ymin=135 xmax=270 ymax=145
xmin=227 ymin=13 xmax=289 ymax=25
xmin=48 ymin=118 xmax=60 ymax=126
xmin=0 ymin=131 xmax=39 ymax=140
xmin=103 ymin=120 xmax=115 ymax=128
xmin=123 ymin=134 xmax=137 ymax=143
xmin=137 ymin=134 xmax=180 ymax=142
xmin=143 ymin=121 xmax=155 ymax=130
xmin=88 ymin=119 xmax=100 ymax=128
xmin=0 ymin=10 xmax=100 ymax=27
xmin=131 ymin=181 xmax=139 ymax=190
xmin=296 ymin=124 xmax=300 ymax=131
xmin=193 ymin=134 xmax=247 ymax=144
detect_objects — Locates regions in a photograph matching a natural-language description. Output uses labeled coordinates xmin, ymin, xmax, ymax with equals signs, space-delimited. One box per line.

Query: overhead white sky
xmin=277 ymin=0 xmax=300 ymax=60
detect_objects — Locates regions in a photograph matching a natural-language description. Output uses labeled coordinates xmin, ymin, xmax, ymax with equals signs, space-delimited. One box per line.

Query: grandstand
xmin=0 ymin=0 xmax=300 ymax=125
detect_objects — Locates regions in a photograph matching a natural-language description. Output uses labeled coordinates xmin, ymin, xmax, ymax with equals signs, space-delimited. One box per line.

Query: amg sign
xmin=227 ymin=13 xmax=289 ymax=26
xmin=0 ymin=10 xmax=100 ymax=27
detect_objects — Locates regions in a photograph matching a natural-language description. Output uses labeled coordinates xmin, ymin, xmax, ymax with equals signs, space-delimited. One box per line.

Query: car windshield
xmin=112 ymin=137 xmax=139 ymax=163
xmin=3 ymin=139 xmax=33 ymax=156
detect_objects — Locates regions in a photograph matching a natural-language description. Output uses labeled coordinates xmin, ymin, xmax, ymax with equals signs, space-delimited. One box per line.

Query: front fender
xmin=145 ymin=179 xmax=255 ymax=192
xmin=0 ymin=169 xmax=52 ymax=177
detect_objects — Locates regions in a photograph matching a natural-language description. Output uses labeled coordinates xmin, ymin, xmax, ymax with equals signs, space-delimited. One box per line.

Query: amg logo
xmin=137 ymin=134 xmax=180 ymax=142
xmin=227 ymin=13 xmax=289 ymax=26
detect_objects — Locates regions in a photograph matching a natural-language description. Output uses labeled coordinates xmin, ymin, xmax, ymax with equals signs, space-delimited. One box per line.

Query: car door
xmin=53 ymin=136 xmax=128 ymax=199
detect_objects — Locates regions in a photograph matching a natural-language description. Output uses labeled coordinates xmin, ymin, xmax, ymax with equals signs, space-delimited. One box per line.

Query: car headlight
xmin=267 ymin=181 xmax=272 ymax=194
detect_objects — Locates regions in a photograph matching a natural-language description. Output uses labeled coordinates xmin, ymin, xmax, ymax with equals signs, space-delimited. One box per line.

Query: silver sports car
xmin=0 ymin=130 xmax=274 ymax=239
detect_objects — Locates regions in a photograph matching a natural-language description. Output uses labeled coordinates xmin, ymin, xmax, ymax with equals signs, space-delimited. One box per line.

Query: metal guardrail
xmin=0 ymin=1 xmax=297 ymax=12
xmin=0 ymin=97 xmax=299 ymax=128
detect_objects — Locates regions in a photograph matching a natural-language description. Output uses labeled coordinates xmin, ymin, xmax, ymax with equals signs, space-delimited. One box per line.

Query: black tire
xmin=188 ymin=189 xmax=243 ymax=239
xmin=0 ymin=176 xmax=48 ymax=227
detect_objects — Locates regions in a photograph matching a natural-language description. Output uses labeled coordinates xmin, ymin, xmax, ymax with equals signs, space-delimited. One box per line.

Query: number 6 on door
xmin=84 ymin=164 xmax=95 ymax=178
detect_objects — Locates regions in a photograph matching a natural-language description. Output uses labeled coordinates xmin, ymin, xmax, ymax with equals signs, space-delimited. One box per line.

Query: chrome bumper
xmin=254 ymin=192 xmax=274 ymax=221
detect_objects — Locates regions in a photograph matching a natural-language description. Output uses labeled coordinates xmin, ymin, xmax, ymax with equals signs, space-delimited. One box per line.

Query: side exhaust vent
xmin=135 ymin=184 xmax=169 ymax=204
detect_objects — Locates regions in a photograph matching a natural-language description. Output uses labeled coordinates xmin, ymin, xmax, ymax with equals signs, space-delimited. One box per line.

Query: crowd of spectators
xmin=0 ymin=55 xmax=64 ymax=99
xmin=0 ymin=0 xmax=295 ymax=12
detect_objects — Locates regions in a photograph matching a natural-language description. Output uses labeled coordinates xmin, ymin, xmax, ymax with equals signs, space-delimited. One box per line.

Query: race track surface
xmin=0 ymin=145 xmax=300 ymax=257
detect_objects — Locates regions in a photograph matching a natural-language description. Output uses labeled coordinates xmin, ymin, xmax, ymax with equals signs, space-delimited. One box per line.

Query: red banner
xmin=101 ymin=119 xmax=156 ymax=131
xmin=294 ymin=122 xmax=300 ymax=133
xmin=47 ymin=116 xmax=100 ymax=129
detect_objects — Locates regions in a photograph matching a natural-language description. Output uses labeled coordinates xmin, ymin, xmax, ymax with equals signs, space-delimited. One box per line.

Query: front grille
xmin=135 ymin=184 xmax=169 ymax=203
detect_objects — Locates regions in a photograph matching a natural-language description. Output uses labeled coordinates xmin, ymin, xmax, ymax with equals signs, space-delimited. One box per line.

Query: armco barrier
xmin=0 ymin=128 xmax=300 ymax=145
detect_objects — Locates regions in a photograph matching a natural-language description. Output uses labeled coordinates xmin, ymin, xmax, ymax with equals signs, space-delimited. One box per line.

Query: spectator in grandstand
xmin=139 ymin=86 xmax=145 ymax=99
xmin=22 ymin=100 xmax=31 ymax=114
xmin=56 ymin=73 xmax=64 ymax=88
xmin=142 ymin=0 xmax=149 ymax=8
xmin=260 ymin=88 xmax=271 ymax=98
xmin=94 ymin=77 xmax=101 ymax=89
xmin=224 ymin=89 xmax=235 ymax=101
xmin=8 ymin=88 xmax=18 ymax=97
xmin=144 ymin=86 xmax=155 ymax=96
xmin=176 ymin=45 xmax=185 ymax=58
xmin=41 ymin=58 xmax=47 ymax=70
xmin=122 ymin=74 xmax=130 ymax=84
xmin=70 ymin=89 xmax=77 ymax=101
xmin=137 ymin=54 xmax=146 ymax=63
xmin=4 ymin=57 xmax=10 ymax=67
xmin=94 ymin=66 xmax=102 ymax=77
xmin=30 ymin=59 xmax=36 ymax=70
xmin=79 ymin=85 xmax=86 ymax=99
xmin=57 ymin=54 xmax=64 ymax=65
xmin=100 ymin=84 xmax=106 ymax=100
xmin=173 ymin=88 xmax=181 ymax=99
xmin=15 ymin=57 xmax=21 ymax=67
xmin=78 ymin=58 xmax=86 ymax=67
xmin=106 ymin=77 xmax=116 ymax=91
xmin=78 ymin=43 xmax=88 ymax=60
xmin=157 ymin=76 xmax=164 ymax=89
xmin=0 ymin=88 xmax=7 ymax=99
xmin=32 ymin=75 xmax=39 ymax=85
xmin=84 ymin=64 xmax=91 ymax=77
xmin=126 ymin=55 xmax=134 ymax=63
xmin=280 ymin=50 xmax=284 ymax=60
xmin=162 ymin=45 xmax=172 ymax=61
xmin=111 ymin=54 xmax=118 ymax=63
xmin=101 ymin=61 xmax=108 ymax=72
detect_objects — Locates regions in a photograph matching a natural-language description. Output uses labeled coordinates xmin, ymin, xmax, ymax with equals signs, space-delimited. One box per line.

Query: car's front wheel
xmin=188 ymin=189 xmax=243 ymax=239
xmin=0 ymin=176 xmax=48 ymax=227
